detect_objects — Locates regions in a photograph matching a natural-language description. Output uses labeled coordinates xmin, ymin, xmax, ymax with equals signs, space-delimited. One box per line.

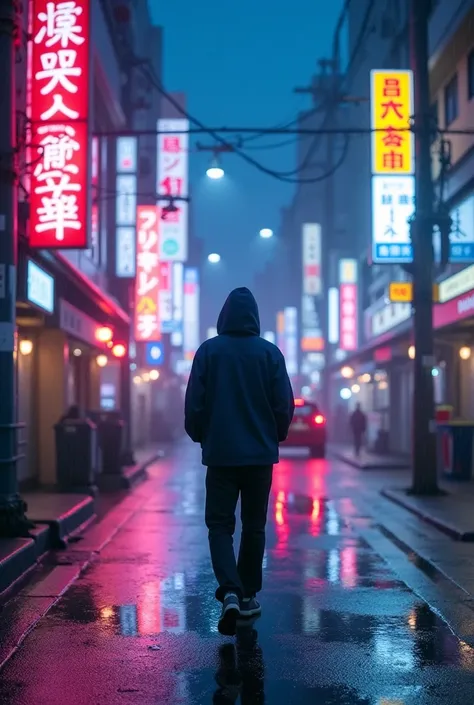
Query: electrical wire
xmin=116 ymin=0 xmax=374 ymax=183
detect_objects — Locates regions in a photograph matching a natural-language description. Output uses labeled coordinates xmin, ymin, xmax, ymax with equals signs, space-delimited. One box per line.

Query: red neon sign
xmin=29 ymin=0 xmax=91 ymax=249
xmin=340 ymin=283 xmax=358 ymax=351
xmin=135 ymin=206 xmax=161 ymax=342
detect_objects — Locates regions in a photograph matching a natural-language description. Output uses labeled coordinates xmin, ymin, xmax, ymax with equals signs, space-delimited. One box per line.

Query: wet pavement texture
xmin=1 ymin=443 xmax=474 ymax=703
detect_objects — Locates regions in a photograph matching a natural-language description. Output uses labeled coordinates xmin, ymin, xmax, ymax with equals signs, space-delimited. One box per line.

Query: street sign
xmin=145 ymin=341 xmax=164 ymax=366
xmin=389 ymin=282 xmax=439 ymax=303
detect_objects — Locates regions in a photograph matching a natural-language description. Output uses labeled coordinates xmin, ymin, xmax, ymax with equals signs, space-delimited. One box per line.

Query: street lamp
xmin=206 ymin=158 xmax=224 ymax=180
xmin=208 ymin=253 xmax=221 ymax=264
xmin=259 ymin=228 xmax=273 ymax=239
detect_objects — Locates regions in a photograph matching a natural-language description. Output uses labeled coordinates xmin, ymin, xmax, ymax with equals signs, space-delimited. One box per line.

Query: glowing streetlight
xmin=208 ymin=253 xmax=221 ymax=264
xmin=206 ymin=157 xmax=224 ymax=180
xmin=259 ymin=228 xmax=273 ymax=239
xmin=459 ymin=346 xmax=471 ymax=360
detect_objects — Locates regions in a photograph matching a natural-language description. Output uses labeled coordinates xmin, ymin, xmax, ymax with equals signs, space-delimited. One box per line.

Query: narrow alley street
xmin=1 ymin=442 xmax=474 ymax=704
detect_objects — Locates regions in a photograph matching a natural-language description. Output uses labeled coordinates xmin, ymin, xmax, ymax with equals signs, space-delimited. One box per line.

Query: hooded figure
xmin=184 ymin=287 xmax=294 ymax=637
xmin=184 ymin=287 xmax=294 ymax=467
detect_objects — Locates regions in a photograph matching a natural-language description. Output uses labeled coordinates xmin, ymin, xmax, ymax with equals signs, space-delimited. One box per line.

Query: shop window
xmin=444 ymin=74 xmax=459 ymax=126
xmin=468 ymin=49 xmax=474 ymax=101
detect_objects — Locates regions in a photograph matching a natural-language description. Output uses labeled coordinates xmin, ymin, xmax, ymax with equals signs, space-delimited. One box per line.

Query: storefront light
xmin=133 ymin=375 xmax=142 ymax=385
xmin=96 ymin=354 xmax=108 ymax=368
xmin=72 ymin=348 xmax=82 ymax=357
xmin=408 ymin=345 xmax=415 ymax=360
xmin=459 ymin=346 xmax=471 ymax=361
xmin=19 ymin=339 xmax=33 ymax=356
xmin=142 ymin=372 xmax=151 ymax=382
xmin=111 ymin=343 xmax=127 ymax=358
xmin=95 ymin=326 xmax=113 ymax=343
xmin=358 ymin=373 xmax=371 ymax=384
xmin=340 ymin=366 xmax=354 ymax=379
xmin=351 ymin=384 xmax=360 ymax=394
xmin=149 ymin=369 xmax=160 ymax=381
xmin=378 ymin=380 xmax=388 ymax=390
xmin=432 ymin=368 xmax=440 ymax=377
xmin=340 ymin=387 xmax=352 ymax=400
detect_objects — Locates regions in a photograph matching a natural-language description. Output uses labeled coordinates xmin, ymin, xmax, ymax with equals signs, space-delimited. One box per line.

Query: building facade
xmin=14 ymin=0 xmax=162 ymax=486
xmin=325 ymin=0 xmax=474 ymax=454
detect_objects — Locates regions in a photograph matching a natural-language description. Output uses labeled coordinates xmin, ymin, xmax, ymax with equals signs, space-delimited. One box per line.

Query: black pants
xmin=205 ymin=465 xmax=273 ymax=602
xmin=353 ymin=433 xmax=363 ymax=456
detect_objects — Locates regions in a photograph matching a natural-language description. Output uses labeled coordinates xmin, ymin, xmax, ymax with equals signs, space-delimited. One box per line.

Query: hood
xmin=217 ymin=287 xmax=260 ymax=336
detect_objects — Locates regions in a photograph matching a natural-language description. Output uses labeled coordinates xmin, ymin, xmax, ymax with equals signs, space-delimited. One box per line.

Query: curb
xmin=0 ymin=469 xmax=157 ymax=673
xmin=381 ymin=488 xmax=474 ymax=542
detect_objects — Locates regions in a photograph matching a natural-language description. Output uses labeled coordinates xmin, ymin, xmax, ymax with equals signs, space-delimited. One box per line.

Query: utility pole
xmin=409 ymin=0 xmax=440 ymax=495
xmin=0 ymin=0 xmax=31 ymax=536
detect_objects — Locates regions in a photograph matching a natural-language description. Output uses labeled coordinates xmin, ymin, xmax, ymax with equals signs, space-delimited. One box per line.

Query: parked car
xmin=282 ymin=398 xmax=327 ymax=458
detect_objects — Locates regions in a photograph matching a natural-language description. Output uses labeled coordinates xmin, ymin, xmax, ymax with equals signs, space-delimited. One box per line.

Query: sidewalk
xmin=332 ymin=443 xmax=474 ymax=541
xmin=330 ymin=443 xmax=410 ymax=469
xmin=0 ymin=444 xmax=161 ymax=600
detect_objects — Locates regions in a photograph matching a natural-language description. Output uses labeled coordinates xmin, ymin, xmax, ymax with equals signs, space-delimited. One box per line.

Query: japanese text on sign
xmin=339 ymin=284 xmax=358 ymax=352
xmin=372 ymin=175 xmax=414 ymax=263
xmin=371 ymin=70 xmax=414 ymax=176
xmin=302 ymin=223 xmax=322 ymax=296
xmin=29 ymin=0 xmax=90 ymax=249
xmin=135 ymin=206 xmax=161 ymax=342
xmin=157 ymin=119 xmax=189 ymax=261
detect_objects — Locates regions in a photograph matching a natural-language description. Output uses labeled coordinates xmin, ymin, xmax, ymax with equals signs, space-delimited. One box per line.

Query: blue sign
xmin=447 ymin=193 xmax=474 ymax=263
xmin=145 ymin=342 xmax=164 ymax=366
xmin=27 ymin=260 xmax=55 ymax=313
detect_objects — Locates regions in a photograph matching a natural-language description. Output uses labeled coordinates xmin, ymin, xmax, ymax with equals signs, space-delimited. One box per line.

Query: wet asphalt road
xmin=1 ymin=443 xmax=474 ymax=704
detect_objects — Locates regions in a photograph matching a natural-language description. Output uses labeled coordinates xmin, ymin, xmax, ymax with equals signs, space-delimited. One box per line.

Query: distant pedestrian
xmin=185 ymin=287 xmax=294 ymax=635
xmin=350 ymin=403 xmax=367 ymax=457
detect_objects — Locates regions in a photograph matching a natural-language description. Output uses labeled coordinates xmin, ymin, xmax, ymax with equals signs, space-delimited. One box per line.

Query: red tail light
xmin=295 ymin=398 xmax=305 ymax=407
xmin=314 ymin=414 xmax=325 ymax=425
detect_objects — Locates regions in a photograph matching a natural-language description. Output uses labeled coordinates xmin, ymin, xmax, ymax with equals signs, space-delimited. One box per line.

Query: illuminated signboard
xmin=27 ymin=260 xmax=55 ymax=313
xmin=283 ymin=307 xmax=298 ymax=375
xmin=370 ymin=70 xmax=414 ymax=176
xmin=157 ymin=119 xmax=189 ymax=261
xmin=115 ymin=137 xmax=138 ymax=277
xmin=29 ymin=0 xmax=91 ymax=249
xmin=339 ymin=259 xmax=358 ymax=352
xmin=302 ymin=223 xmax=322 ymax=296
xmin=183 ymin=268 xmax=199 ymax=361
xmin=372 ymin=175 xmax=414 ymax=263
xmin=134 ymin=206 xmax=161 ymax=342
xmin=370 ymin=70 xmax=415 ymax=265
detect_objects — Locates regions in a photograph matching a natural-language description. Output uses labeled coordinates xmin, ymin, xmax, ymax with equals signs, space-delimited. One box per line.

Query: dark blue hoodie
xmin=184 ymin=287 xmax=295 ymax=466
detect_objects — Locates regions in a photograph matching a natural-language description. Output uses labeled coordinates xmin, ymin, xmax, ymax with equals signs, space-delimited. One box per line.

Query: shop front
xmin=16 ymin=246 xmax=130 ymax=489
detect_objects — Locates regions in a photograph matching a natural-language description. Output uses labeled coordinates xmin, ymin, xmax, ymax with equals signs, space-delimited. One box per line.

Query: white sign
xmin=328 ymin=287 xmax=339 ymax=344
xmin=372 ymin=175 xmax=414 ymax=263
xmin=116 ymin=175 xmax=136 ymax=226
xmin=438 ymin=264 xmax=474 ymax=303
xmin=116 ymin=137 xmax=137 ymax=173
xmin=157 ymin=119 xmax=189 ymax=262
xmin=302 ymin=223 xmax=322 ymax=296
xmin=27 ymin=260 xmax=54 ymax=313
xmin=284 ymin=307 xmax=298 ymax=375
xmin=115 ymin=137 xmax=137 ymax=277
xmin=339 ymin=259 xmax=358 ymax=285
xmin=173 ymin=262 xmax=184 ymax=321
xmin=370 ymin=302 xmax=412 ymax=338
xmin=116 ymin=227 xmax=136 ymax=278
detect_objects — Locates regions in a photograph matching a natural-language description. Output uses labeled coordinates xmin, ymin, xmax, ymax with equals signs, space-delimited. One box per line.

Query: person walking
xmin=184 ymin=287 xmax=294 ymax=636
xmin=350 ymin=403 xmax=367 ymax=457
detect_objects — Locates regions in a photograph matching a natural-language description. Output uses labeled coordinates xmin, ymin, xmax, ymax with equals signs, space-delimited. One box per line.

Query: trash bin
xmin=88 ymin=410 xmax=124 ymax=476
xmin=55 ymin=418 xmax=99 ymax=493
xmin=437 ymin=421 xmax=474 ymax=480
